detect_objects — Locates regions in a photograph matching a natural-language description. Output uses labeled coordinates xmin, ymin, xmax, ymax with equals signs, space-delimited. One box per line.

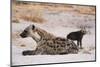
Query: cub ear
xmin=32 ymin=25 xmax=35 ymax=30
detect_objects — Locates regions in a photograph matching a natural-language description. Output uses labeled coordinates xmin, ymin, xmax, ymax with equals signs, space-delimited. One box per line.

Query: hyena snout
xmin=20 ymin=30 xmax=28 ymax=38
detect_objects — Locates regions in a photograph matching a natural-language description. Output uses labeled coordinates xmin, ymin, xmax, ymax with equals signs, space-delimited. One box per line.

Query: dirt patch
xmin=20 ymin=44 xmax=26 ymax=47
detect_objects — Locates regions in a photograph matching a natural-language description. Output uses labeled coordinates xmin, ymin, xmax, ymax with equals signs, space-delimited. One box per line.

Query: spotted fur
xmin=20 ymin=25 xmax=79 ymax=55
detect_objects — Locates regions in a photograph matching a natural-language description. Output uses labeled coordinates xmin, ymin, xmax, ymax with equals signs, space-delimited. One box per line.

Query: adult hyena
xmin=20 ymin=25 xmax=79 ymax=55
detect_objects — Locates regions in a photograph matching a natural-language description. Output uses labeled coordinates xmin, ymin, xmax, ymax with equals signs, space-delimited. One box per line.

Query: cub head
xmin=80 ymin=28 xmax=87 ymax=35
xmin=79 ymin=26 xmax=87 ymax=35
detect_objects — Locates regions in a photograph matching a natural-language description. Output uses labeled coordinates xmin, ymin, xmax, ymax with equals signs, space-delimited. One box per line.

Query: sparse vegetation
xmin=20 ymin=44 xmax=26 ymax=47
xmin=12 ymin=1 xmax=95 ymax=23
xmin=12 ymin=1 xmax=45 ymax=23
xmin=12 ymin=18 xmax=20 ymax=23
xmin=20 ymin=11 xmax=45 ymax=23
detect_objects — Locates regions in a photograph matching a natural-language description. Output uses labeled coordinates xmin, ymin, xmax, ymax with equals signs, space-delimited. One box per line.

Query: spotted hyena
xmin=20 ymin=24 xmax=79 ymax=55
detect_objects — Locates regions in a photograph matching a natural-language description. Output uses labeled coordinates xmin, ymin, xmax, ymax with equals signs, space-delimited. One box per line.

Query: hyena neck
xmin=36 ymin=28 xmax=55 ymax=40
xmin=31 ymin=34 xmax=40 ymax=43
xmin=30 ymin=28 xmax=47 ymax=43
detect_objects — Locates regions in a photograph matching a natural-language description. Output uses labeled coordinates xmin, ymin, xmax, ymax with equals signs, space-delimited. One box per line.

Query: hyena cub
xmin=67 ymin=28 xmax=86 ymax=49
xmin=20 ymin=24 xmax=79 ymax=55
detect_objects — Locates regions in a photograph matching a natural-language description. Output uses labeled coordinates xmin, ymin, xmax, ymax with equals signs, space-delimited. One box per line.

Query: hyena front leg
xmin=22 ymin=50 xmax=36 ymax=56
xmin=22 ymin=47 xmax=44 ymax=56
xmin=77 ymin=40 xmax=79 ymax=48
xmin=80 ymin=40 xmax=83 ymax=49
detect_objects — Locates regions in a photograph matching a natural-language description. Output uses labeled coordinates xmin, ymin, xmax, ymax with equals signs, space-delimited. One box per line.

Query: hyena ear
xmin=32 ymin=25 xmax=35 ymax=30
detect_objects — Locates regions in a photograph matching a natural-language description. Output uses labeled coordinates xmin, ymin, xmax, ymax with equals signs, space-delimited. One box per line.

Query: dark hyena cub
xmin=67 ymin=28 xmax=86 ymax=49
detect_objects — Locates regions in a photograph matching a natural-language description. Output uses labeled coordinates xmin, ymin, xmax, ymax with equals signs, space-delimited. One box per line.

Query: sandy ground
xmin=12 ymin=3 xmax=96 ymax=66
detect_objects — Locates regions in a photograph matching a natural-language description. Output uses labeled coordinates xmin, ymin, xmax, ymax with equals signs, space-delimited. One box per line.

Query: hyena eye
xmin=32 ymin=25 xmax=35 ymax=30
xmin=24 ymin=30 xmax=28 ymax=33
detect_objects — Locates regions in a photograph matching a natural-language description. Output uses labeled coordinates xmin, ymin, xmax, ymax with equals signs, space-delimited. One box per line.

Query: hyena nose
xmin=20 ymin=33 xmax=23 ymax=37
xmin=20 ymin=33 xmax=27 ymax=38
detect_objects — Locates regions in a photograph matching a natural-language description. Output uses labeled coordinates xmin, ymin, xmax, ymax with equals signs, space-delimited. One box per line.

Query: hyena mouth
xmin=20 ymin=33 xmax=27 ymax=38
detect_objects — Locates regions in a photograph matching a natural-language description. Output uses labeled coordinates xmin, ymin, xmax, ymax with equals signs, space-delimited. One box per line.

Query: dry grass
xmin=12 ymin=2 xmax=95 ymax=23
xmin=74 ymin=6 xmax=95 ymax=15
xmin=22 ymin=15 xmax=44 ymax=23
xmin=12 ymin=18 xmax=20 ymax=23
xmin=19 ymin=12 xmax=45 ymax=23
xmin=12 ymin=3 xmax=45 ymax=23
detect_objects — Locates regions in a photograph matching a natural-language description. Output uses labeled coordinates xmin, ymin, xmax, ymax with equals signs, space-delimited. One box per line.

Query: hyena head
xmin=20 ymin=24 xmax=38 ymax=38
xmin=80 ymin=28 xmax=87 ymax=35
